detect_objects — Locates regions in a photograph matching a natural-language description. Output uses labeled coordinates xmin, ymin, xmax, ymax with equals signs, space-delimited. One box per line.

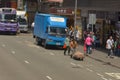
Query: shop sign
xmin=50 ymin=8 xmax=73 ymax=15
xmin=89 ymin=14 xmax=96 ymax=24
xmin=47 ymin=0 xmax=63 ymax=3
xmin=17 ymin=0 xmax=23 ymax=9
xmin=50 ymin=17 xmax=64 ymax=22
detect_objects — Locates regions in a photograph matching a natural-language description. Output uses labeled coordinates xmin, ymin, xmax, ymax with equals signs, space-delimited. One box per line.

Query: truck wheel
xmin=42 ymin=40 xmax=48 ymax=49
xmin=35 ymin=37 xmax=40 ymax=45
xmin=44 ymin=44 xmax=48 ymax=49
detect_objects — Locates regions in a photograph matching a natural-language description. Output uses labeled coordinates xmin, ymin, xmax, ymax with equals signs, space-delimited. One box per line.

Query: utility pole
xmin=37 ymin=0 xmax=41 ymax=12
xmin=74 ymin=0 xmax=77 ymax=29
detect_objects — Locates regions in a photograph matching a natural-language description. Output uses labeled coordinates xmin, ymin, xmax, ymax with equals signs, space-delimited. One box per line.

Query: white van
xmin=17 ymin=11 xmax=28 ymax=32
xmin=17 ymin=17 xmax=28 ymax=32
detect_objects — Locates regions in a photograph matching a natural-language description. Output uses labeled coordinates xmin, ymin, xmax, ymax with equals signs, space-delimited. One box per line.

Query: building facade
xmin=25 ymin=0 xmax=120 ymax=45
xmin=0 ymin=0 xmax=17 ymax=9
xmin=62 ymin=0 xmax=120 ymax=45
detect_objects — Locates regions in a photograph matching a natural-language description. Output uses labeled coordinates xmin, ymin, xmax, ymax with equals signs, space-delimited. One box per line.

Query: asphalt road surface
xmin=0 ymin=33 xmax=120 ymax=80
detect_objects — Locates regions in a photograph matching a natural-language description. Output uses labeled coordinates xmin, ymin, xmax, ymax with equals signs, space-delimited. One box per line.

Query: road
xmin=0 ymin=33 xmax=120 ymax=80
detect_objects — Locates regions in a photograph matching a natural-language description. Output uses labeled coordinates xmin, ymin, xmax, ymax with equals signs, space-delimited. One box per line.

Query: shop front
xmin=82 ymin=10 xmax=120 ymax=46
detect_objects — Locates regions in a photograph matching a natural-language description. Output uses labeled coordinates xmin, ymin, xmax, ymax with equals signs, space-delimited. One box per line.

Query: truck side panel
xmin=34 ymin=14 xmax=47 ymax=39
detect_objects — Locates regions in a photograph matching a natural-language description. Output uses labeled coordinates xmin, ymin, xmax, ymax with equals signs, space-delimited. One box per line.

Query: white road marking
xmin=2 ymin=44 xmax=5 ymax=47
xmin=24 ymin=60 xmax=30 ymax=64
xmin=97 ymin=73 xmax=104 ymax=77
xmin=11 ymin=51 xmax=15 ymax=54
xmin=46 ymin=76 xmax=53 ymax=80
xmin=77 ymin=64 xmax=83 ymax=68
xmin=50 ymin=53 xmax=55 ymax=56
xmin=97 ymin=73 xmax=108 ymax=80
xmin=101 ymin=76 xmax=108 ymax=80
xmin=105 ymin=72 xmax=120 ymax=79
xmin=86 ymin=68 xmax=93 ymax=72
xmin=70 ymin=62 xmax=76 ymax=66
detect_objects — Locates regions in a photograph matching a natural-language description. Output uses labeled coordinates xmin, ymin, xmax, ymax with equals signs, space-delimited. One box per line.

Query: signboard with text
xmin=48 ymin=0 xmax=63 ymax=3
xmin=50 ymin=8 xmax=73 ymax=15
xmin=89 ymin=14 xmax=96 ymax=24
xmin=17 ymin=0 xmax=23 ymax=9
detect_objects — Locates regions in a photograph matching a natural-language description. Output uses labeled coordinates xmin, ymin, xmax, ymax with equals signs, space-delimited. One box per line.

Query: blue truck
xmin=33 ymin=13 xmax=67 ymax=48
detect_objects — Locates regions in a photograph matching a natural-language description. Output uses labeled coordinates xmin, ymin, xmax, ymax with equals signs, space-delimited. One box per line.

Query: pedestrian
xmin=69 ymin=27 xmax=74 ymax=40
xmin=64 ymin=35 xmax=70 ymax=55
xmin=70 ymin=39 xmax=78 ymax=57
xmin=75 ymin=28 xmax=81 ymax=45
xmin=85 ymin=34 xmax=93 ymax=55
xmin=116 ymin=38 xmax=120 ymax=56
xmin=91 ymin=32 xmax=96 ymax=50
xmin=106 ymin=36 xmax=114 ymax=58
xmin=113 ymin=37 xmax=119 ymax=56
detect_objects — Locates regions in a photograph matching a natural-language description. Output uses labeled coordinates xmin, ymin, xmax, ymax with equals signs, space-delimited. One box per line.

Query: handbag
xmin=63 ymin=44 xmax=67 ymax=49
xmin=83 ymin=44 xmax=86 ymax=51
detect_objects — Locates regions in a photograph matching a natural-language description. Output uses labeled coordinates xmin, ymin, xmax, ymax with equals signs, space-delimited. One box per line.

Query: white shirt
xmin=106 ymin=39 xmax=114 ymax=49
xmin=76 ymin=30 xmax=80 ymax=38
xmin=31 ymin=22 xmax=34 ymax=28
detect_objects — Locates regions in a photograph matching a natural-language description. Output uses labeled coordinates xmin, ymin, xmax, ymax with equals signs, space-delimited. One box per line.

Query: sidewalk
xmin=78 ymin=45 xmax=120 ymax=69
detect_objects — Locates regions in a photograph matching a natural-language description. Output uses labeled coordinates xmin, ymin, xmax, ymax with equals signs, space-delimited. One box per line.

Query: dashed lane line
xmin=46 ymin=76 xmax=53 ymax=80
xmin=101 ymin=76 xmax=108 ymax=80
xmin=105 ymin=72 xmax=120 ymax=79
xmin=2 ymin=44 xmax=6 ymax=47
xmin=97 ymin=73 xmax=104 ymax=77
xmin=76 ymin=64 xmax=84 ymax=68
xmin=70 ymin=62 xmax=76 ymax=66
xmin=24 ymin=60 xmax=30 ymax=64
xmin=11 ymin=51 xmax=15 ymax=54
xmin=86 ymin=68 xmax=93 ymax=72
xmin=50 ymin=52 xmax=55 ymax=56
xmin=96 ymin=73 xmax=108 ymax=80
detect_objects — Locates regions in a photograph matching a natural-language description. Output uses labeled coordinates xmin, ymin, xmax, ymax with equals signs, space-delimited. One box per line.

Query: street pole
xmin=37 ymin=0 xmax=41 ymax=12
xmin=74 ymin=0 xmax=77 ymax=39
xmin=74 ymin=0 xmax=77 ymax=29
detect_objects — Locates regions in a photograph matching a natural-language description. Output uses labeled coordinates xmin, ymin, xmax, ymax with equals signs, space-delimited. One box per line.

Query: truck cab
xmin=17 ymin=11 xmax=28 ymax=32
xmin=17 ymin=16 xmax=28 ymax=32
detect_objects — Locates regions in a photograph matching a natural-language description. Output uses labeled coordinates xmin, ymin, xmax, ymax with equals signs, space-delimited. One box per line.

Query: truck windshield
xmin=4 ymin=14 xmax=16 ymax=20
xmin=18 ymin=18 xmax=27 ymax=25
xmin=0 ymin=14 xmax=17 ymax=23
xmin=48 ymin=27 xmax=66 ymax=36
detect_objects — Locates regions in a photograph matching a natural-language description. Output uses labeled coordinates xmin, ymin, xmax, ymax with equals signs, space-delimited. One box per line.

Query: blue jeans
xmin=117 ymin=48 xmax=120 ymax=56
